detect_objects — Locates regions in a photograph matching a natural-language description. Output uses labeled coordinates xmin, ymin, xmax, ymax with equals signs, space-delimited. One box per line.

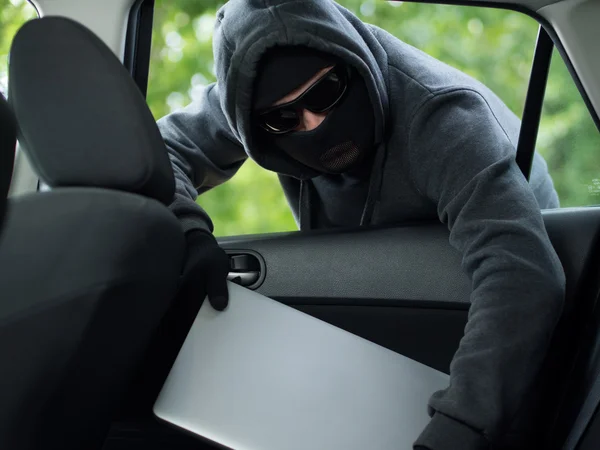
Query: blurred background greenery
xmin=1 ymin=0 xmax=598 ymax=236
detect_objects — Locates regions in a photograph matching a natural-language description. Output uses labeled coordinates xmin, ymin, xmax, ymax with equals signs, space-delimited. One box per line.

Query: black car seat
xmin=0 ymin=17 xmax=185 ymax=450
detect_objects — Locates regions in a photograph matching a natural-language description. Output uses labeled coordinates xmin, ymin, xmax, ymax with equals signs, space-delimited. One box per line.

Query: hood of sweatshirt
xmin=212 ymin=0 xmax=390 ymax=179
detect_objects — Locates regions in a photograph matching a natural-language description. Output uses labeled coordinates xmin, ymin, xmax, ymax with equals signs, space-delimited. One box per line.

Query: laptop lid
xmin=154 ymin=282 xmax=449 ymax=450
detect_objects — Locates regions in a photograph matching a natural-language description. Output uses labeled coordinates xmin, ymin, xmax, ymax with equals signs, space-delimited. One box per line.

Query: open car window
xmin=148 ymin=1 xmax=548 ymax=236
xmin=147 ymin=0 xmax=598 ymax=236
xmin=3 ymin=0 xmax=597 ymax=232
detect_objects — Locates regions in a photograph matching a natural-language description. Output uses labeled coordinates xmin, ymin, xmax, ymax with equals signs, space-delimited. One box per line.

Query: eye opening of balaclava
xmin=253 ymin=46 xmax=338 ymax=112
xmin=252 ymin=45 xmax=376 ymax=177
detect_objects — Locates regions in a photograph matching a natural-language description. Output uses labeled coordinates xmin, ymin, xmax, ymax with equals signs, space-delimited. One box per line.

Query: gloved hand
xmin=179 ymin=230 xmax=230 ymax=311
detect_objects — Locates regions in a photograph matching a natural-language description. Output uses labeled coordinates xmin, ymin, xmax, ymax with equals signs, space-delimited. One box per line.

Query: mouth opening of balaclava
xmin=253 ymin=46 xmax=376 ymax=177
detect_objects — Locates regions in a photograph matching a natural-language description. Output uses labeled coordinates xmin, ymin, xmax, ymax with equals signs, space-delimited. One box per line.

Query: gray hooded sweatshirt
xmin=157 ymin=1 xmax=566 ymax=448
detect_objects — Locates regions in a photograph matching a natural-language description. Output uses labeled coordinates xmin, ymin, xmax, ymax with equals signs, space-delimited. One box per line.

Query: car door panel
xmin=220 ymin=224 xmax=470 ymax=373
xmin=221 ymin=224 xmax=471 ymax=304
xmin=220 ymin=207 xmax=600 ymax=374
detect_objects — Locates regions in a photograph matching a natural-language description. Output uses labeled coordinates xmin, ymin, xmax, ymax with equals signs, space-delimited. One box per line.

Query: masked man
xmin=158 ymin=1 xmax=565 ymax=449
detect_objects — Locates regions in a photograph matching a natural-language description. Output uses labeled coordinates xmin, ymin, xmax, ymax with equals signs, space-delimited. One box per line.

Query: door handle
xmin=225 ymin=251 xmax=265 ymax=289
xmin=227 ymin=271 xmax=260 ymax=286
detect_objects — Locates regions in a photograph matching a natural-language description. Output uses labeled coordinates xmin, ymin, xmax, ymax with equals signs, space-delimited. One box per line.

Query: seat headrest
xmin=8 ymin=17 xmax=175 ymax=205
xmin=0 ymin=93 xmax=16 ymax=225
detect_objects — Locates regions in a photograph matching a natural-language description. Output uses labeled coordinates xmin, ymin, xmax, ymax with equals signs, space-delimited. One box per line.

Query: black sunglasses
xmin=256 ymin=65 xmax=350 ymax=134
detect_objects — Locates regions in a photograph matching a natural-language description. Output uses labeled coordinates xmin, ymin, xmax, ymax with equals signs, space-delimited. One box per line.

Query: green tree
xmin=0 ymin=0 xmax=36 ymax=94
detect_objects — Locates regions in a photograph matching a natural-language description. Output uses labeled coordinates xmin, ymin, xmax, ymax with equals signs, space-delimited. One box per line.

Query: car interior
xmin=0 ymin=16 xmax=187 ymax=450
xmin=0 ymin=0 xmax=599 ymax=450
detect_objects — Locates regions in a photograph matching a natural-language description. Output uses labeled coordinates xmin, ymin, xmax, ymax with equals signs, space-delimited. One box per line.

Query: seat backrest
xmin=8 ymin=17 xmax=175 ymax=204
xmin=0 ymin=17 xmax=185 ymax=450
xmin=0 ymin=92 xmax=16 ymax=226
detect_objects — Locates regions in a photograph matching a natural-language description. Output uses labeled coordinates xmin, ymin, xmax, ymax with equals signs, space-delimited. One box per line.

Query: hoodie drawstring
xmin=299 ymin=179 xmax=313 ymax=231
xmin=360 ymin=141 xmax=386 ymax=227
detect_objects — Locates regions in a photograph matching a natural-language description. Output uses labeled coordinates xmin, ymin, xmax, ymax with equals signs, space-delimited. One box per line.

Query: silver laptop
xmin=154 ymin=282 xmax=449 ymax=450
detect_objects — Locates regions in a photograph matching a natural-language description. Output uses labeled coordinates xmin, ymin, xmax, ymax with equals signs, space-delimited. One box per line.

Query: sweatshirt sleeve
xmin=157 ymin=82 xmax=247 ymax=235
xmin=408 ymin=89 xmax=566 ymax=449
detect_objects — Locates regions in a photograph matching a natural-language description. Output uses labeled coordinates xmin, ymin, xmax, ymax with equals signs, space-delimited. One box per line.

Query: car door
xmin=220 ymin=224 xmax=470 ymax=373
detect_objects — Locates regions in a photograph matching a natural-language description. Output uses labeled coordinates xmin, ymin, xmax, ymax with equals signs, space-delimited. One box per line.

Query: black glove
xmin=179 ymin=230 xmax=230 ymax=311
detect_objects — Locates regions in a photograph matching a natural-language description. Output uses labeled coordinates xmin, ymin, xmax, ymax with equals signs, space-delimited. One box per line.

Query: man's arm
xmin=408 ymin=89 xmax=565 ymax=449
xmin=157 ymin=82 xmax=247 ymax=234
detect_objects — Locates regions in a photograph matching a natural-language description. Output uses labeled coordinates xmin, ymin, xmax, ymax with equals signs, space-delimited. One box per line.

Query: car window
xmin=144 ymin=1 xmax=589 ymax=235
xmin=0 ymin=0 xmax=37 ymax=95
xmin=536 ymin=49 xmax=600 ymax=207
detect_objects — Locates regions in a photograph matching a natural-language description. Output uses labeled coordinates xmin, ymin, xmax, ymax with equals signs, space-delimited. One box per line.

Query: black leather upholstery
xmin=0 ymin=93 xmax=16 ymax=224
xmin=0 ymin=191 xmax=184 ymax=450
xmin=0 ymin=17 xmax=185 ymax=450
xmin=8 ymin=17 xmax=175 ymax=205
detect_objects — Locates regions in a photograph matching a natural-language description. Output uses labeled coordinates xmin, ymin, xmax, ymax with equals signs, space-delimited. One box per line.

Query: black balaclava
xmin=253 ymin=46 xmax=376 ymax=177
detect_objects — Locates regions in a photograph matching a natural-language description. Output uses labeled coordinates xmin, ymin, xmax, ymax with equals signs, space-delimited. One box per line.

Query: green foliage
xmin=1 ymin=0 xmax=598 ymax=236
xmin=0 ymin=0 xmax=36 ymax=93
xmin=539 ymin=50 xmax=600 ymax=207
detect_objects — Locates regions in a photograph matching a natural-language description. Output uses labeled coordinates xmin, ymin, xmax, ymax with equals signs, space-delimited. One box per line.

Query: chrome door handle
xmin=227 ymin=271 xmax=260 ymax=286
xmin=225 ymin=251 xmax=265 ymax=289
